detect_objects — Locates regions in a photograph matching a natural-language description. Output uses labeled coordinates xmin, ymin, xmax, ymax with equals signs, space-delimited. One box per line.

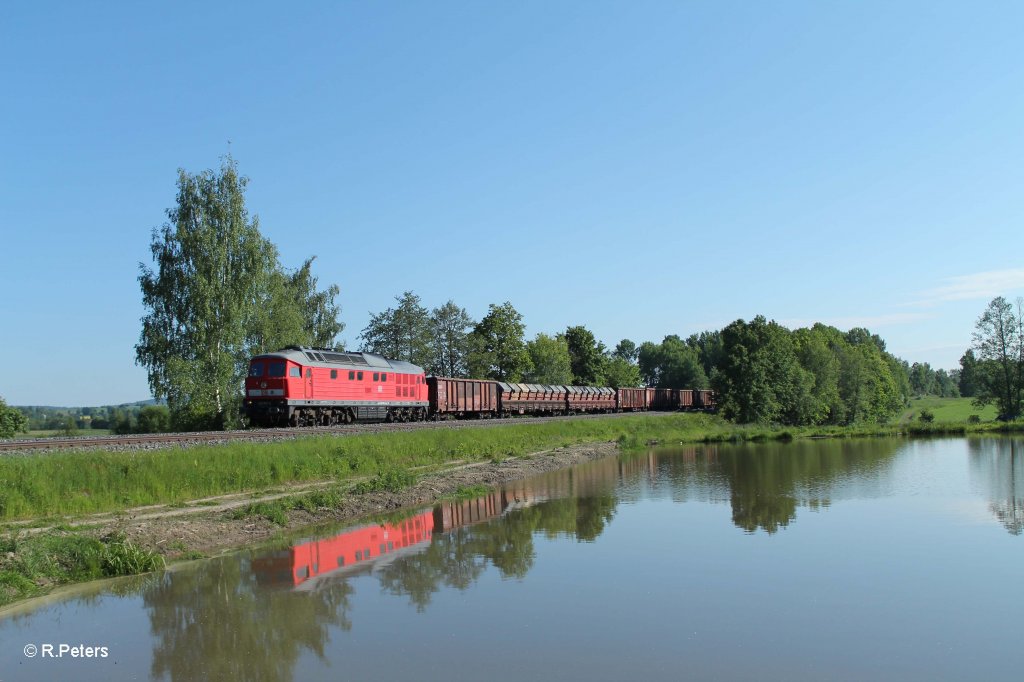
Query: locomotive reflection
xmin=253 ymin=482 xmax=551 ymax=589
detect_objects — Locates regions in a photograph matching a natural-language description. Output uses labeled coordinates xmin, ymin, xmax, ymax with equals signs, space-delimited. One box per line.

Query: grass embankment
xmin=0 ymin=415 xmax=720 ymax=523
xmin=4 ymin=412 xmax=1024 ymax=524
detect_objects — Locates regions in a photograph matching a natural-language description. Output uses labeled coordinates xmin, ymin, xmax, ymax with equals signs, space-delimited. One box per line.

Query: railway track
xmin=0 ymin=411 xmax=665 ymax=454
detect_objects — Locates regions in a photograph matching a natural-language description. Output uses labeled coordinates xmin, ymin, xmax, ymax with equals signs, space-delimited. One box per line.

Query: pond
xmin=2 ymin=437 xmax=1022 ymax=681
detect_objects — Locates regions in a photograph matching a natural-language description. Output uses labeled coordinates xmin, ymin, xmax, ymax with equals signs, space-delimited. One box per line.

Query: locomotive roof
xmin=252 ymin=347 xmax=425 ymax=374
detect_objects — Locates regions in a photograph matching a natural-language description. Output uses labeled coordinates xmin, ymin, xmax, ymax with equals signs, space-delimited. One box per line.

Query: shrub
xmin=918 ymin=409 xmax=935 ymax=423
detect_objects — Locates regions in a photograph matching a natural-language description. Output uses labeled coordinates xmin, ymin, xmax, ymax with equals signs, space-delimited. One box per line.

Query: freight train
xmin=243 ymin=346 xmax=714 ymax=427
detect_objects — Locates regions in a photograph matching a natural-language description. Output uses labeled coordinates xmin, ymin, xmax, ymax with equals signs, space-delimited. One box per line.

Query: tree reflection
xmin=377 ymin=485 xmax=618 ymax=609
xmin=968 ymin=438 xmax=1024 ymax=535
xmin=377 ymin=528 xmax=487 ymax=611
xmin=695 ymin=440 xmax=899 ymax=534
xmin=144 ymin=555 xmax=351 ymax=682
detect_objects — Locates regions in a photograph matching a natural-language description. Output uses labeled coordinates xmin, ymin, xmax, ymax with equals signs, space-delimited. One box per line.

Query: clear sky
xmin=2 ymin=1 xmax=1023 ymax=406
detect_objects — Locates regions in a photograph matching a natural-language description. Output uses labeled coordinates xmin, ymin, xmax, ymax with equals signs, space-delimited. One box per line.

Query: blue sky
xmin=2 ymin=1 xmax=1023 ymax=406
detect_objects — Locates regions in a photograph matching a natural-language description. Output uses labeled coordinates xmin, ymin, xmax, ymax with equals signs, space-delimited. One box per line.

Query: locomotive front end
xmin=244 ymin=355 xmax=299 ymax=426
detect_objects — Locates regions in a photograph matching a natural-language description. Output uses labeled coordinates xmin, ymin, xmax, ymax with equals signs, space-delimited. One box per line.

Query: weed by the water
xmin=102 ymin=536 xmax=164 ymax=576
xmin=0 ymin=531 xmax=163 ymax=607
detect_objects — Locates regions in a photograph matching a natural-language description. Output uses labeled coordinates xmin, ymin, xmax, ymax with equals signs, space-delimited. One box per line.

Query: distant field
xmin=12 ymin=429 xmax=114 ymax=439
xmin=897 ymin=397 xmax=998 ymax=425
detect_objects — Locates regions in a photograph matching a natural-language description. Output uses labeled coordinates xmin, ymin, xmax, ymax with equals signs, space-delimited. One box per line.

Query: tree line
xmin=356 ymin=293 xmax=641 ymax=390
xmin=122 ymin=160 xmax=1018 ymax=431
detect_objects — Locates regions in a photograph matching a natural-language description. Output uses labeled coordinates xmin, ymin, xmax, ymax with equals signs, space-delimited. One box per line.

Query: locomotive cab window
xmin=269 ymin=362 xmax=286 ymax=377
xmin=249 ymin=364 xmax=263 ymax=377
xmin=290 ymin=367 xmax=301 ymax=378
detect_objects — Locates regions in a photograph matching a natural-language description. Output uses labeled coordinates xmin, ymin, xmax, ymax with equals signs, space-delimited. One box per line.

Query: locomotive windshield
xmin=268 ymin=362 xmax=286 ymax=377
xmin=249 ymin=363 xmax=264 ymax=377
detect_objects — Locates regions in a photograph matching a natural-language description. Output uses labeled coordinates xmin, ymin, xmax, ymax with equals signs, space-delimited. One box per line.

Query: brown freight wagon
xmin=497 ymin=383 xmax=567 ymax=415
xmin=427 ymin=377 xmax=498 ymax=418
xmin=676 ymin=389 xmax=694 ymax=410
xmin=566 ymin=386 xmax=616 ymax=413
xmin=694 ymin=389 xmax=717 ymax=411
xmin=616 ymin=387 xmax=649 ymax=411
xmin=651 ymin=388 xmax=676 ymax=410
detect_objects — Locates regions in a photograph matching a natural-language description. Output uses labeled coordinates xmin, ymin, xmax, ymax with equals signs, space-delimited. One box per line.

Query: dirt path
xmin=42 ymin=441 xmax=623 ymax=560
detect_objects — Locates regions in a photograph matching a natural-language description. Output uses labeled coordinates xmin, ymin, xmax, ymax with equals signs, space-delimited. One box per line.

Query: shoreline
xmin=1 ymin=440 xmax=621 ymax=611
xmin=108 ymin=439 xmax=622 ymax=559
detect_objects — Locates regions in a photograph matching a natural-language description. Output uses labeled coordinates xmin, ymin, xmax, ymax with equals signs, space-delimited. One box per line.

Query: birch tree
xmin=136 ymin=157 xmax=342 ymax=429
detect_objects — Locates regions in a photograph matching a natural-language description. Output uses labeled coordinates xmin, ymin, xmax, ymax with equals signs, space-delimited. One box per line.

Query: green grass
xmin=897 ymin=397 xmax=999 ymax=425
xmin=351 ymin=469 xmax=418 ymax=495
xmin=229 ymin=487 xmax=347 ymax=526
xmin=0 ymin=414 xmax=721 ymax=521
xmin=0 ymin=531 xmax=163 ymax=607
xmin=2 ymin=412 xmax=1023 ymax=524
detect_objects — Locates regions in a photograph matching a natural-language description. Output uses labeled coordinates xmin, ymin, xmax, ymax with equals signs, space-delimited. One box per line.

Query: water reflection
xmin=969 ymin=438 xmax=1024 ymax=535
xmin=5 ymin=438 xmax=1022 ymax=682
xmin=622 ymin=440 xmax=900 ymax=533
xmin=143 ymin=557 xmax=351 ymax=682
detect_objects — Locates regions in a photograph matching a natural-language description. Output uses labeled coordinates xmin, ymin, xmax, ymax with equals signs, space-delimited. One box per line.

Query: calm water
xmin=2 ymin=437 xmax=1023 ymax=681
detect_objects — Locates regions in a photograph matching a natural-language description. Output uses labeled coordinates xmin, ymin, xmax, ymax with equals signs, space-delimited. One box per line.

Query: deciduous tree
xmin=0 ymin=397 xmax=28 ymax=438
xmin=468 ymin=302 xmax=531 ymax=381
xmin=136 ymin=157 xmax=343 ymax=429
xmin=564 ymin=325 xmax=606 ymax=385
xmin=613 ymin=339 xmax=638 ymax=363
xmin=525 ymin=333 xmax=572 ymax=385
xmin=959 ymin=349 xmax=981 ymax=398
xmin=971 ymin=296 xmax=1024 ymax=421
xmin=359 ymin=291 xmax=433 ymax=368
xmin=429 ymin=301 xmax=474 ymax=377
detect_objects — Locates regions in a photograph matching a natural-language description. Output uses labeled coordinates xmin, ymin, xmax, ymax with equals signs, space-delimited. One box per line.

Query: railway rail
xmin=0 ymin=411 xmax=666 ymax=454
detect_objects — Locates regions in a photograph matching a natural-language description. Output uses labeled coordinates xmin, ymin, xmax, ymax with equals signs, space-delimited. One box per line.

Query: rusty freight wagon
xmin=616 ymin=387 xmax=650 ymax=411
xmin=427 ymin=377 xmax=499 ymax=418
xmin=694 ymin=389 xmax=717 ymax=411
xmin=566 ymin=386 xmax=617 ymax=413
xmin=650 ymin=388 xmax=676 ymax=410
xmin=497 ymin=383 xmax=567 ymax=416
xmin=676 ymin=389 xmax=694 ymax=410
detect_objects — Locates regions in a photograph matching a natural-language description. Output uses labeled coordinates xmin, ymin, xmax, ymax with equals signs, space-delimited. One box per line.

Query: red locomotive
xmin=244 ymin=346 xmax=427 ymax=427
xmin=243 ymin=346 xmax=715 ymax=426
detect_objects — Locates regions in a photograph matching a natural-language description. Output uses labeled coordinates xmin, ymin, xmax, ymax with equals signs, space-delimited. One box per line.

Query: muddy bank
xmin=97 ymin=441 xmax=621 ymax=560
